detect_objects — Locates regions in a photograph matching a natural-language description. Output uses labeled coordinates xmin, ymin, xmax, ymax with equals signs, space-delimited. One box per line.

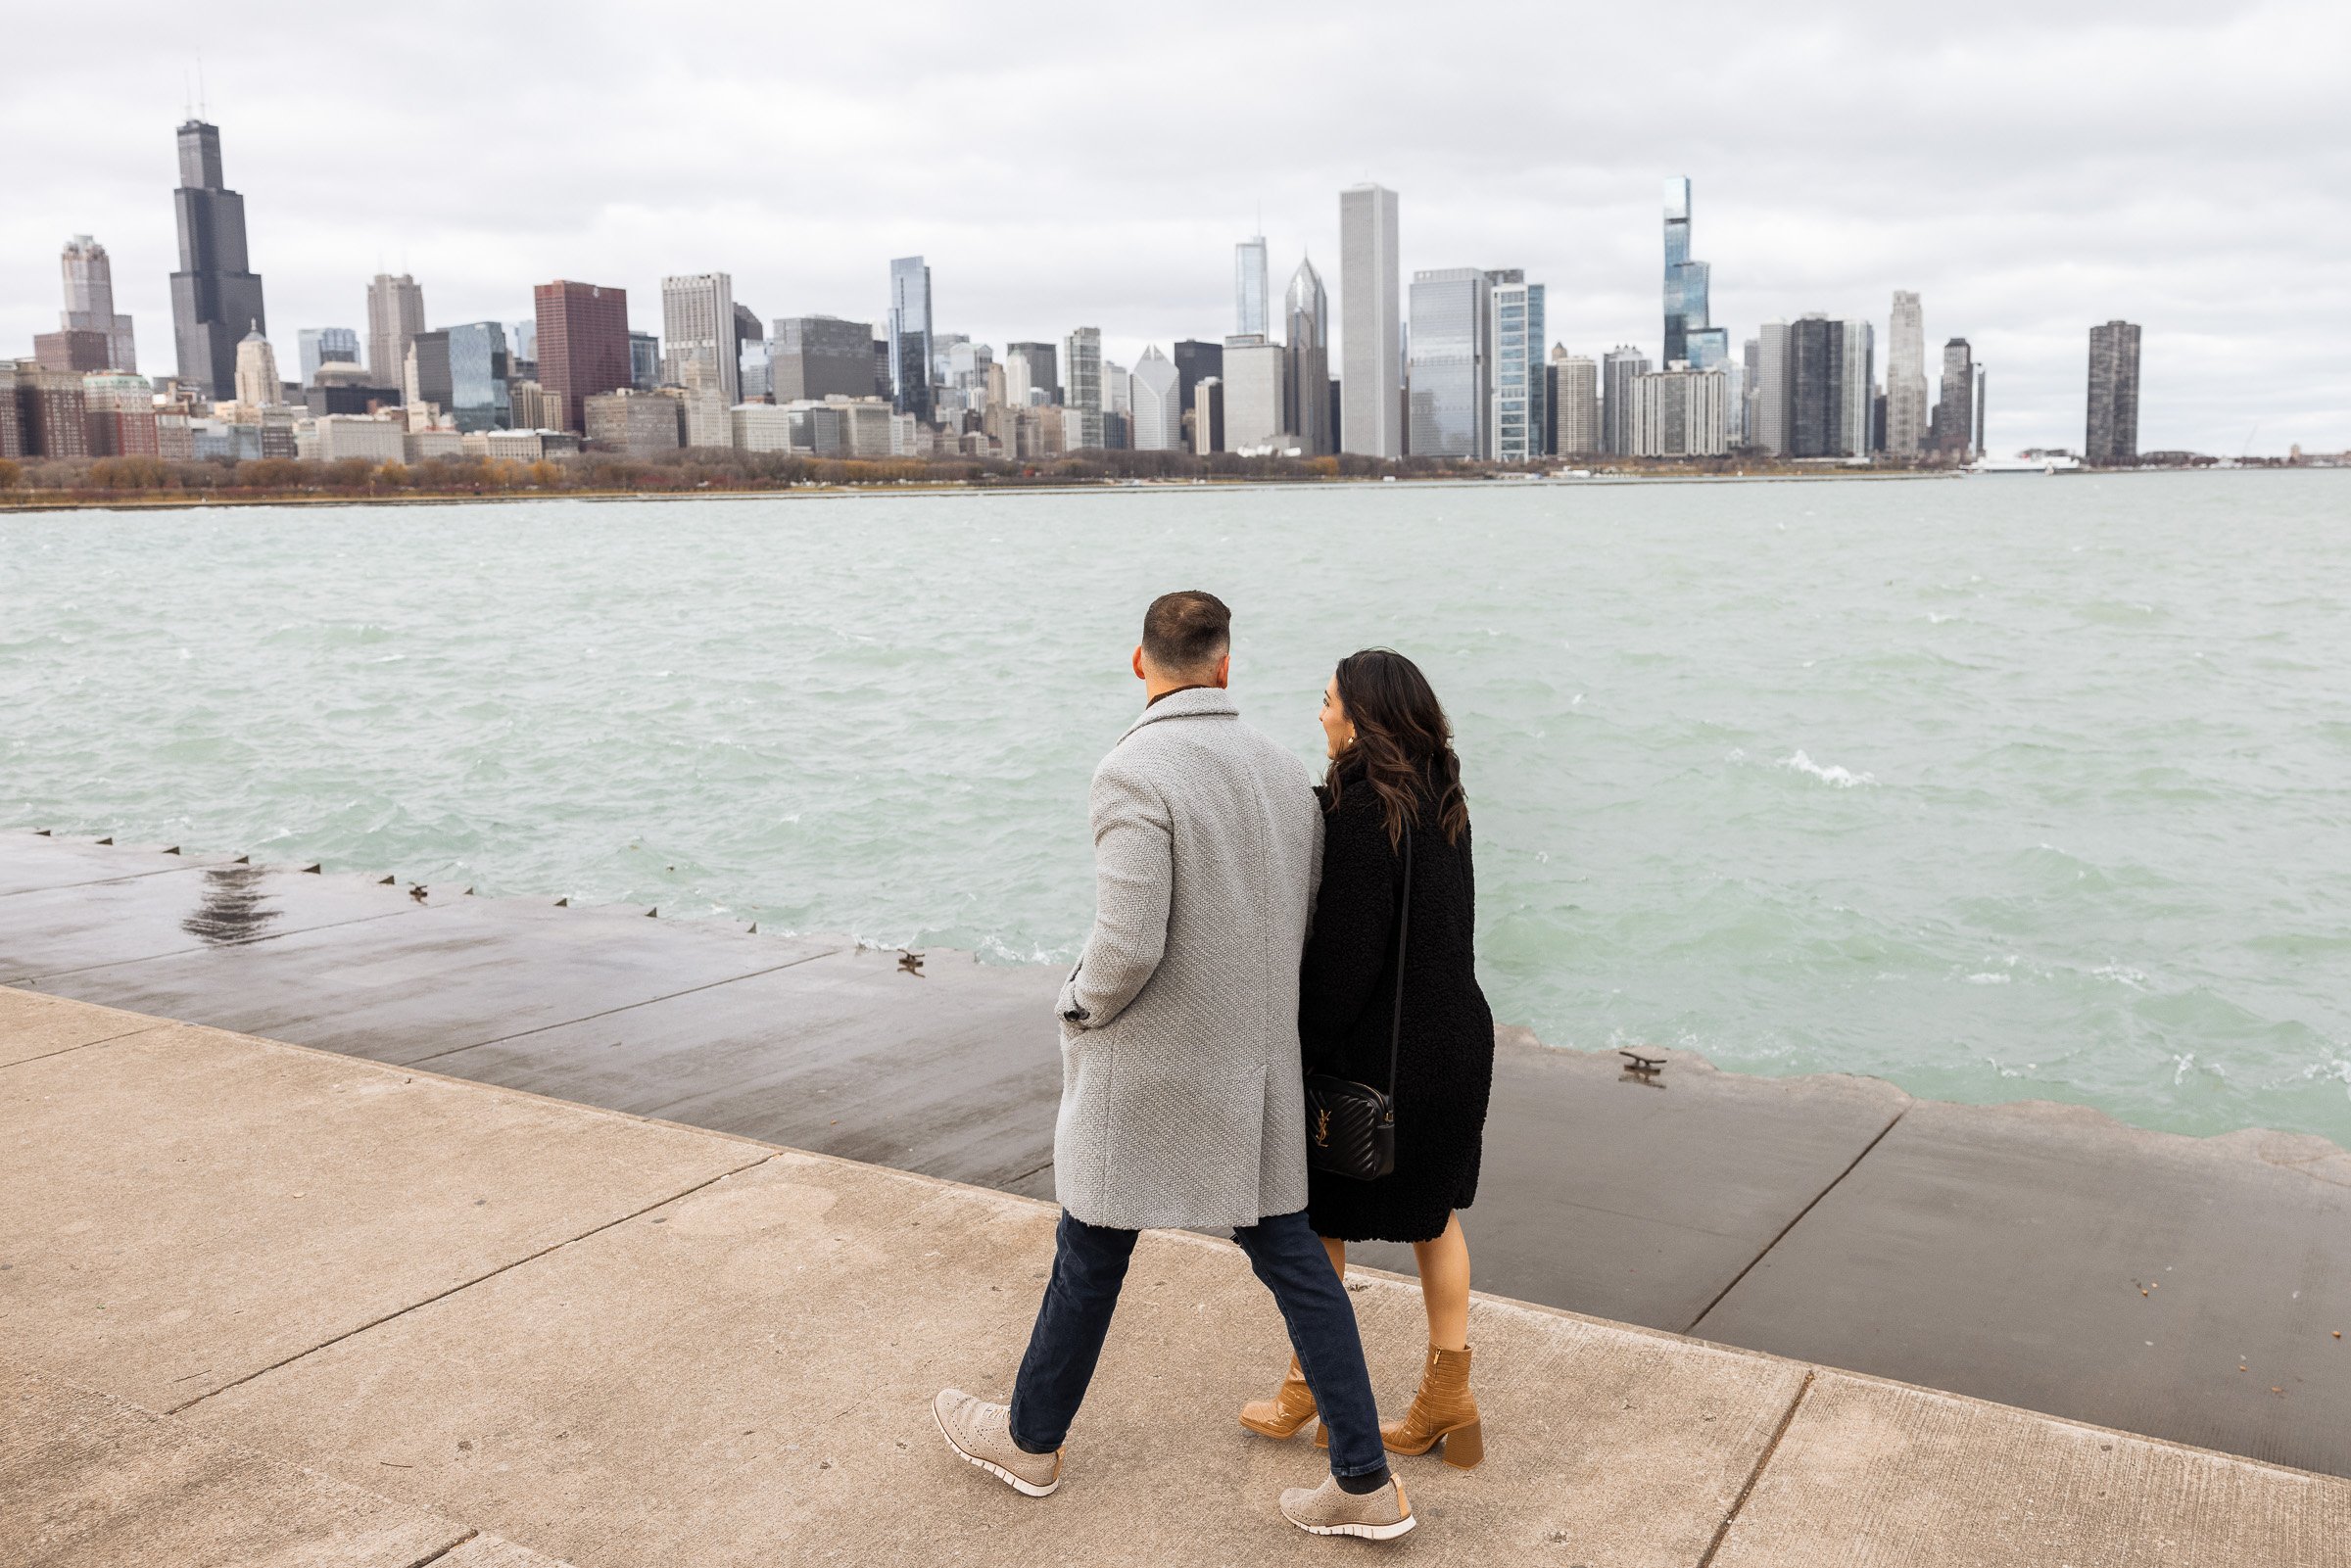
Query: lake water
xmin=4 ymin=473 xmax=2346 ymax=1144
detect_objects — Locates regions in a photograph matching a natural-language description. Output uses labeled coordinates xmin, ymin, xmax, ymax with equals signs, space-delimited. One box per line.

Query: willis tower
xmin=169 ymin=119 xmax=266 ymax=402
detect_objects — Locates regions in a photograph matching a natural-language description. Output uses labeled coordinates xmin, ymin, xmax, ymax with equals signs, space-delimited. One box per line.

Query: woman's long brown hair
xmin=1323 ymin=648 xmax=1468 ymax=848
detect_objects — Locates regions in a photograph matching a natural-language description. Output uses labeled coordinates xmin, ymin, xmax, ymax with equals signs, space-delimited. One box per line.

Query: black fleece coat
xmin=1298 ymin=770 xmax=1495 ymax=1244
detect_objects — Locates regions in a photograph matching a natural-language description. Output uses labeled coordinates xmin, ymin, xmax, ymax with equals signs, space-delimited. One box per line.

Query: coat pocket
xmin=1094 ymin=1053 xmax=1271 ymax=1225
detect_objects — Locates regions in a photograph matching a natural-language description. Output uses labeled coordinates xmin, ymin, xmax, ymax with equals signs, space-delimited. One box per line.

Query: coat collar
xmin=1119 ymin=684 xmax=1238 ymax=742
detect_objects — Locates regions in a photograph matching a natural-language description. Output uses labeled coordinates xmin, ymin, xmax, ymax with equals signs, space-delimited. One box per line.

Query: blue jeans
xmin=1007 ymin=1209 xmax=1389 ymax=1484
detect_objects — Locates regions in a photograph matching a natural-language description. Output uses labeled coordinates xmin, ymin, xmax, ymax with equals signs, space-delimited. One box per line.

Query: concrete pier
xmin=3 ymin=829 xmax=2348 ymax=1488
xmin=7 ymin=987 xmax=2346 ymax=1565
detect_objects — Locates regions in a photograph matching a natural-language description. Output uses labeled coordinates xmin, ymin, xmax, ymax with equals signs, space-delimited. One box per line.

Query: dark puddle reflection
xmin=180 ymin=865 xmax=282 ymax=946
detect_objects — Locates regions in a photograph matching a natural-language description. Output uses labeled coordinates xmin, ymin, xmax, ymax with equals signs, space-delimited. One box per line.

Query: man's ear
xmin=1212 ymin=651 xmax=1232 ymax=689
xmin=1131 ymin=646 xmax=1148 ymax=683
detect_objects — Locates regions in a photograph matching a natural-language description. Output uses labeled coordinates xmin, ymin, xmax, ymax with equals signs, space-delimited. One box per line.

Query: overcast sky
xmin=5 ymin=0 xmax=2344 ymax=454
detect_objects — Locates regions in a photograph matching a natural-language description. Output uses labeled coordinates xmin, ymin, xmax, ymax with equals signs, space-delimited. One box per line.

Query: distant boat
xmin=1969 ymin=452 xmax=2083 ymax=474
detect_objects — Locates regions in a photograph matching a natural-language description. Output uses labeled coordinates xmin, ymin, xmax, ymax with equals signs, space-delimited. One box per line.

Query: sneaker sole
xmin=1287 ymin=1513 xmax=1418 ymax=1541
xmin=933 ymin=1402 xmax=1060 ymax=1497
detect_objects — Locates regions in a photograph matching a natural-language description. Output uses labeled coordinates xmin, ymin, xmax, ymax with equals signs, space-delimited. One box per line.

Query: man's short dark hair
xmin=1141 ymin=591 xmax=1231 ymax=673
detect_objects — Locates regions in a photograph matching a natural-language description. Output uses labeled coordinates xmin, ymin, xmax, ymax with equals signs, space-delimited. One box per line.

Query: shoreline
xmin=0 ymin=461 xmax=2283 ymax=515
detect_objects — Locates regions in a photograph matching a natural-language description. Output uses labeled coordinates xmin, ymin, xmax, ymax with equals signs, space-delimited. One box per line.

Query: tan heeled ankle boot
xmin=1238 ymin=1355 xmax=1318 ymax=1439
xmin=1381 ymin=1344 xmax=1482 ymax=1468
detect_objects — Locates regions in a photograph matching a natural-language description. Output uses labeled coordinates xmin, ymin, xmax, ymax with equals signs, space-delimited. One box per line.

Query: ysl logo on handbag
xmin=1314 ymin=1108 xmax=1331 ymax=1148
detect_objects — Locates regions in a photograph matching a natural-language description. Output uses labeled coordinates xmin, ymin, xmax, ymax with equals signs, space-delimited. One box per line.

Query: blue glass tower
xmin=1663 ymin=176 xmax=1714 ymax=369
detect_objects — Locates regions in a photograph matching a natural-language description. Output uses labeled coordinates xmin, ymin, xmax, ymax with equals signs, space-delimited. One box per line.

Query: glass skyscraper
xmin=1407 ymin=268 xmax=1489 ymax=458
xmin=1662 ymin=176 xmax=1713 ymax=370
xmin=888 ymin=257 xmax=934 ymax=421
xmin=445 ymin=321 xmax=512 ymax=432
xmin=1485 ymin=271 xmax=1544 ymax=462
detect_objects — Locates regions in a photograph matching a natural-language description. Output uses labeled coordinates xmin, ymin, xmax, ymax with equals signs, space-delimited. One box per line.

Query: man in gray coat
xmin=935 ymin=591 xmax=1415 ymax=1541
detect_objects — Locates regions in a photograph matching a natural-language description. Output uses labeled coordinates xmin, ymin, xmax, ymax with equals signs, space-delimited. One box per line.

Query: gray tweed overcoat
xmin=1052 ymin=686 xmax=1323 ymax=1231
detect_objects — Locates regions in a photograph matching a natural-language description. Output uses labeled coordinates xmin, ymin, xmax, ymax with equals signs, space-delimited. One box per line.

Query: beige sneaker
xmin=1279 ymin=1474 xmax=1415 ymax=1540
xmin=933 ymin=1388 xmax=1062 ymax=1497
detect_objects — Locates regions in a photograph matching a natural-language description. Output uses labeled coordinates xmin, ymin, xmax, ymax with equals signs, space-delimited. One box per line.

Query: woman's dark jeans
xmin=1007 ymin=1208 xmax=1390 ymax=1485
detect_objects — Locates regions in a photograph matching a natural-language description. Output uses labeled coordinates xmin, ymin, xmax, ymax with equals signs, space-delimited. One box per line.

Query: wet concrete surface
xmin=424 ymin=942 xmax=1064 ymax=1190
xmin=1693 ymin=1097 xmax=2351 ymax=1478
xmin=0 ymin=833 xmax=233 ymax=897
xmin=6 ymin=830 xmax=2349 ymax=1481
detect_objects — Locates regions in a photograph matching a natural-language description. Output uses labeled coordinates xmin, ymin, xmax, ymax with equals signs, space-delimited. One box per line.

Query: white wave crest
xmin=1778 ymin=749 xmax=1876 ymax=788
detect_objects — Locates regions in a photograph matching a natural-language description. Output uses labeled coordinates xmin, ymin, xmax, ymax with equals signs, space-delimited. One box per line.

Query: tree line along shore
xmin=0 ymin=447 xmax=2018 ymax=507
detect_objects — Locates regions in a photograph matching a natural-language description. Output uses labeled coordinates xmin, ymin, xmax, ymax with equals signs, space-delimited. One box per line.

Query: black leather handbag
xmin=1304 ymin=823 xmax=1412 ymax=1181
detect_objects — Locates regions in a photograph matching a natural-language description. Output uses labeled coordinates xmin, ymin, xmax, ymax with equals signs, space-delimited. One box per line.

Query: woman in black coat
xmin=1239 ymin=648 xmax=1495 ymax=1469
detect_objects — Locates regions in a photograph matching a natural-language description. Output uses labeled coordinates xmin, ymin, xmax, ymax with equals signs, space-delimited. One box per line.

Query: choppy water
xmin=4 ymin=474 xmax=2347 ymax=1144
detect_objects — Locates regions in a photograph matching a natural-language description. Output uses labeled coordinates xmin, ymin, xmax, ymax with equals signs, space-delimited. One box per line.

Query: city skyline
xmin=1 ymin=2 xmax=2343 ymax=455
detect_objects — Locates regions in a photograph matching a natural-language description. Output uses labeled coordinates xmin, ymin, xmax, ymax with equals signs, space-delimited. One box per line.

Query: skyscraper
xmin=1407 ymin=268 xmax=1490 ymax=458
xmin=169 ymin=119 xmax=266 ymax=402
xmin=1789 ymin=315 xmax=1845 ymax=458
xmin=1752 ymin=323 xmax=1793 ymax=455
xmin=1549 ymin=346 xmax=1599 ymax=456
xmin=1062 ymin=326 xmax=1103 ymax=449
xmin=233 ymin=329 xmax=281 ymax=407
xmin=1130 ymin=346 xmax=1181 ymax=451
xmin=1840 ymin=319 xmax=1875 ymax=459
xmin=773 ymin=317 xmax=878 ymax=403
xmin=1221 ymin=335 xmax=1285 ymax=451
xmin=628 ymin=331 xmax=660 ymax=392
xmin=366 ymin=274 xmax=425 ymax=394
xmin=661 ymin=273 xmax=740 ymax=406
xmin=1485 ymin=271 xmax=1544 ymax=462
xmin=888 ymin=257 xmax=934 ymax=421
xmin=2086 ymin=320 xmax=2141 ymax=467
xmin=1931 ymin=338 xmax=1976 ymax=459
xmin=1600 ymin=346 xmax=1651 ymax=456
xmin=1886 ymin=292 xmax=1929 ymax=457
xmin=1629 ymin=364 xmax=1730 ymax=456
xmin=61 ymin=236 xmax=135 ymax=371
xmin=444 ymin=322 xmax=512 ymax=432
xmin=1662 ymin=177 xmax=1713 ymax=370
xmin=533 ymin=280 xmax=631 ymax=435
xmin=1235 ymin=235 xmax=1270 ymax=339
xmin=1283 ymin=257 xmax=1330 ymax=453
xmin=1339 ymin=183 xmax=1402 ymax=458
xmin=297 ymin=327 xmax=360 ymax=386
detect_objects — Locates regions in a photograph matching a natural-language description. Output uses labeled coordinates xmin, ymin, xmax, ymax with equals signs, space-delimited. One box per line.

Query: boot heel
xmin=1440 ymin=1420 xmax=1483 ymax=1469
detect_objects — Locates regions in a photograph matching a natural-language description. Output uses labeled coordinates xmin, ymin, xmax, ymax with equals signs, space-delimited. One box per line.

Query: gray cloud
xmin=4 ymin=0 xmax=2343 ymax=454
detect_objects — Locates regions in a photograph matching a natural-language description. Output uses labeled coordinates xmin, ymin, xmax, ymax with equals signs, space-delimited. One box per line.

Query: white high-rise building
xmin=1549 ymin=346 xmax=1599 ymax=456
xmin=1886 ymin=292 xmax=1928 ymax=456
xmin=1338 ymin=183 xmax=1401 ymax=458
xmin=1102 ymin=359 xmax=1130 ymax=415
xmin=1629 ymin=364 xmax=1729 ymax=456
xmin=1221 ymin=334 xmax=1285 ymax=451
xmin=1484 ymin=271 xmax=1544 ymax=462
xmin=366 ymin=274 xmax=425 ymax=391
xmin=662 ymin=272 xmax=739 ymax=406
xmin=1839 ymin=319 xmax=1875 ymax=458
xmin=1129 ymin=346 xmax=1181 ymax=451
xmin=61 ymin=235 xmax=136 ymax=371
xmin=1753 ymin=320 xmax=1792 ymax=455
xmin=1235 ymin=235 xmax=1270 ymax=338
xmin=1004 ymin=349 xmax=1034 ymax=408
xmin=1062 ymin=326 xmax=1103 ymax=449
